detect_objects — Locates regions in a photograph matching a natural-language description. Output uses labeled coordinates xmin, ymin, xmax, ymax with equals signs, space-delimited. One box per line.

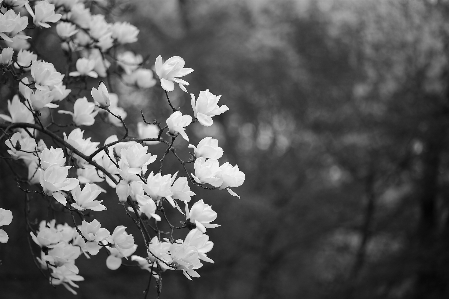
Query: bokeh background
xmin=3 ymin=0 xmax=449 ymax=298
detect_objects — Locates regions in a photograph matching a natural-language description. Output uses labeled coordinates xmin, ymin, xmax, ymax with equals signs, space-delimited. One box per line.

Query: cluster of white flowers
xmin=0 ymin=0 xmax=245 ymax=296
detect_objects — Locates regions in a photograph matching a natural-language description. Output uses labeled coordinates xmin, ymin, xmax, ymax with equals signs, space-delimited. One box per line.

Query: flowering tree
xmin=0 ymin=0 xmax=244 ymax=296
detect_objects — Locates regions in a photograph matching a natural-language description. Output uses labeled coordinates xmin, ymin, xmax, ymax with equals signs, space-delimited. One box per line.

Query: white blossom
xmin=111 ymin=22 xmax=138 ymax=44
xmin=0 ymin=47 xmax=13 ymax=65
xmin=169 ymin=241 xmax=202 ymax=279
xmin=88 ymin=49 xmax=110 ymax=77
xmin=191 ymin=90 xmax=228 ymax=126
xmin=171 ymin=174 xmax=195 ymax=204
xmin=166 ymin=111 xmax=192 ymax=141
xmin=69 ymin=58 xmax=98 ymax=78
xmin=189 ymin=137 xmax=223 ymax=160
xmin=0 ymin=95 xmax=34 ymax=124
xmin=0 ymin=208 xmax=13 ymax=243
xmin=91 ymin=82 xmax=110 ymax=107
xmin=70 ymin=3 xmax=91 ymax=29
xmin=16 ymin=49 xmax=37 ymax=69
xmin=31 ymin=60 xmax=64 ymax=89
xmin=71 ymin=183 xmax=106 ymax=212
xmin=187 ymin=199 xmax=219 ymax=233
xmin=39 ymin=146 xmax=65 ymax=170
xmin=0 ymin=10 xmax=28 ymax=42
xmin=117 ymin=51 xmax=142 ymax=74
xmin=155 ymin=55 xmax=193 ymax=92
xmin=122 ymin=68 xmax=156 ymax=89
xmin=32 ymin=1 xmax=62 ymax=28
xmin=144 ymin=172 xmax=174 ymax=205
xmin=5 ymin=131 xmax=38 ymax=162
xmin=184 ymin=229 xmax=214 ymax=263
xmin=50 ymin=263 xmax=84 ymax=295
xmin=106 ymin=94 xmax=127 ymax=127
xmin=76 ymin=219 xmax=111 ymax=256
xmin=59 ymin=97 xmax=98 ymax=126
xmin=137 ymin=122 xmax=159 ymax=145
xmin=193 ymin=157 xmax=222 ymax=187
xmin=29 ymin=87 xmax=58 ymax=110
xmin=217 ymin=162 xmax=245 ymax=189
xmin=118 ymin=143 xmax=156 ymax=178
xmin=88 ymin=14 xmax=110 ymax=40
xmin=40 ymin=165 xmax=79 ymax=205
xmin=56 ymin=22 xmax=78 ymax=39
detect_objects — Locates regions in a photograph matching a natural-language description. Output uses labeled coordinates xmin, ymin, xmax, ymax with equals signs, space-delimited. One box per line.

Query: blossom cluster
xmin=0 ymin=0 xmax=244 ymax=296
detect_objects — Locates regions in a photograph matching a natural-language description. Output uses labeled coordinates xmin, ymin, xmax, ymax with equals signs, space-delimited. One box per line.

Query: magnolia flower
xmin=0 ymin=208 xmax=13 ymax=227
xmin=77 ymin=164 xmax=104 ymax=184
xmin=119 ymin=143 xmax=156 ymax=176
xmin=8 ymin=12 xmax=28 ymax=38
xmin=30 ymin=220 xmax=62 ymax=248
xmin=91 ymin=82 xmax=110 ymax=107
xmin=56 ymin=22 xmax=78 ymax=39
xmin=31 ymin=60 xmax=64 ymax=89
xmin=169 ymin=242 xmax=202 ymax=279
xmin=89 ymin=49 xmax=110 ymax=77
xmin=63 ymin=128 xmax=100 ymax=163
xmin=96 ymin=33 xmax=113 ymax=52
xmin=136 ymin=194 xmax=160 ymax=221
xmin=189 ymin=137 xmax=223 ymax=160
xmin=117 ymin=51 xmax=142 ymax=74
xmin=0 ymin=208 xmax=13 ymax=243
xmin=191 ymin=90 xmax=228 ymax=126
xmin=5 ymin=33 xmax=30 ymax=50
xmin=184 ymin=229 xmax=214 ymax=263
xmin=29 ymin=88 xmax=58 ymax=110
xmin=74 ymin=30 xmax=91 ymax=46
xmin=50 ymin=263 xmax=84 ymax=295
xmin=146 ymin=236 xmax=172 ymax=269
xmin=69 ymin=58 xmax=98 ymax=78
xmin=0 ymin=10 xmax=28 ymax=42
xmin=16 ymin=49 xmax=37 ymax=69
xmin=145 ymin=172 xmax=174 ymax=205
xmin=28 ymin=160 xmax=42 ymax=185
xmin=39 ymin=147 xmax=65 ymax=170
xmin=187 ymin=199 xmax=219 ymax=233
xmin=108 ymin=226 xmax=136 ymax=261
xmin=111 ymin=22 xmax=139 ymax=44
xmin=137 ymin=122 xmax=159 ymax=145
xmin=155 ymin=55 xmax=193 ymax=92
xmin=5 ymin=131 xmax=38 ymax=162
xmin=76 ymin=219 xmax=111 ymax=256
xmin=166 ymin=111 xmax=192 ymax=141
xmin=107 ymin=94 xmax=127 ymax=127
xmin=70 ymin=3 xmax=91 ymax=28
xmin=0 ymin=47 xmax=13 ymax=65
xmin=40 ymin=165 xmax=79 ymax=205
xmin=59 ymin=97 xmax=98 ymax=126
xmin=71 ymin=183 xmax=106 ymax=212
xmin=51 ymin=83 xmax=71 ymax=101
xmin=115 ymin=181 xmax=130 ymax=202
xmin=217 ymin=162 xmax=245 ymax=189
xmin=44 ymin=242 xmax=81 ymax=267
xmin=33 ymin=1 xmax=62 ymax=28
xmin=0 ymin=95 xmax=34 ymax=124
xmin=88 ymin=14 xmax=110 ymax=40
xmin=193 ymin=157 xmax=222 ymax=187
xmin=122 ymin=69 xmax=156 ymax=89
xmin=171 ymin=174 xmax=195 ymax=203
xmin=56 ymin=223 xmax=77 ymax=244
xmin=131 ymin=255 xmax=155 ymax=273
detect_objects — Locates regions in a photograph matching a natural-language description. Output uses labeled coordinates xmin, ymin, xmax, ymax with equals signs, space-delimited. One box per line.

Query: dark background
xmin=3 ymin=0 xmax=449 ymax=298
